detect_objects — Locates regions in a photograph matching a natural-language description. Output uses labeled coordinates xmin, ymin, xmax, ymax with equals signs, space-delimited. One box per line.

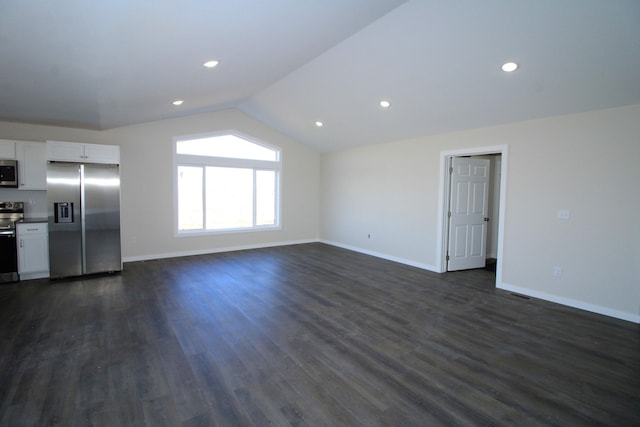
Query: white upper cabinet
xmin=47 ymin=140 xmax=84 ymax=161
xmin=0 ymin=139 xmax=16 ymax=159
xmin=17 ymin=141 xmax=47 ymax=190
xmin=47 ymin=141 xmax=120 ymax=164
xmin=84 ymin=143 xmax=120 ymax=164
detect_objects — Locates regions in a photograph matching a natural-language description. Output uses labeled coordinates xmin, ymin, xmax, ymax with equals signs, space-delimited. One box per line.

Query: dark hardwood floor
xmin=0 ymin=243 xmax=638 ymax=426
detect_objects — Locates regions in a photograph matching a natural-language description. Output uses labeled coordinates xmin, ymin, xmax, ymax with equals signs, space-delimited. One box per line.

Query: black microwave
xmin=0 ymin=160 xmax=18 ymax=188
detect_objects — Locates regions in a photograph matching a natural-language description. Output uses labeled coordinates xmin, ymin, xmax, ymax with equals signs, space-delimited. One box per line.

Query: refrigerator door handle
xmin=80 ymin=164 xmax=86 ymax=274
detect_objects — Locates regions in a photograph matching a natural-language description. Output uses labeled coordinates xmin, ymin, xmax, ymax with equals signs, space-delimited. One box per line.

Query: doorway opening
xmin=437 ymin=145 xmax=508 ymax=287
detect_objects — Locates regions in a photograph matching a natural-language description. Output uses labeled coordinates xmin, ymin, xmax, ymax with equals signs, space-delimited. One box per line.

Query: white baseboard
xmin=320 ymin=240 xmax=439 ymax=273
xmin=498 ymin=282 xmax=640 ymax=324
xmin=122 ymin=238 xmax=320 ymax=263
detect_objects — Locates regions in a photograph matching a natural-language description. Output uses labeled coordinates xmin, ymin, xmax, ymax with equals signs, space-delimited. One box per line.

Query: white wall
xmin=2 ymin=104 xmax=638 ymax=322
xmin=320 ymin=104 xmax=640 ymax=323
xmin=0 ymin=108 xmax=320 ymax=261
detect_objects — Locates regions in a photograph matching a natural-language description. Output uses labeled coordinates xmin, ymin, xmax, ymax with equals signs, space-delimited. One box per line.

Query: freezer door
xmin=83 ymin=164 xmax=122 ymax=274
xmin=48 ymin=163 xmax=83 ymax=278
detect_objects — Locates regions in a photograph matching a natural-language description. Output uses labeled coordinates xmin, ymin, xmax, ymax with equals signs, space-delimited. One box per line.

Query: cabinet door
xmin=84 ymin=144 xmax=120 ymax=164
xmin=17 ymin=142 xmax=47 ymax=190
xmin=0 ymin=139 xmax=16 ymax=159
xmin=47 ymin=141 xmax=120 ymax=164
xmin=47 ymin=141 xmax=85 ymax=162
xmin=18 ymin=233 xmax=50 ymax=274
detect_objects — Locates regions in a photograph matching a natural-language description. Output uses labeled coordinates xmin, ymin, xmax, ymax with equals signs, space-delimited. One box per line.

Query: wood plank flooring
xmin=0 ymin=243 xmax=638 ymax=426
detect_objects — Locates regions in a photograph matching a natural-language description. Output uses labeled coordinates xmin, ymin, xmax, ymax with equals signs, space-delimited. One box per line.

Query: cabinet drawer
xmin=17 ymin=223 xmax=48 ymax=235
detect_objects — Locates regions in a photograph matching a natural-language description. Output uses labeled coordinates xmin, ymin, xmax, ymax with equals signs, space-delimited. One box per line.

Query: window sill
xmin=176 ymin=225 xmax=281 ymax=237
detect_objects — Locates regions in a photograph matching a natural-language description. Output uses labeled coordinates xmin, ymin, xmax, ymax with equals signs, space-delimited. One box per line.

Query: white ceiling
xmin=2 ymin=0 xmax=639 ymax=152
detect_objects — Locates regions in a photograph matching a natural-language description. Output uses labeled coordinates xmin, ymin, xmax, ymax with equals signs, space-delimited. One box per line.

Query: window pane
xmin=178 ymin=166 xmax=203 ymax=230
xmin=256 ymin=170 xmax=276 ymax=226
xmin=205 ymin=167 xmax=253 ymax=229
xmin=177 ymin=134 xmax=278 ymax=161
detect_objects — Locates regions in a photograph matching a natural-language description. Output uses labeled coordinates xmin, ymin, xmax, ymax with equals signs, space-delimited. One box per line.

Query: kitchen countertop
xmin=18 ymin=218 xmax=48 ymax=224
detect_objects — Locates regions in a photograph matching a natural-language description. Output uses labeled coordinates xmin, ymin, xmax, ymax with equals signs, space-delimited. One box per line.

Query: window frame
xmin=173 ymin=130 xmax=282 ymax=236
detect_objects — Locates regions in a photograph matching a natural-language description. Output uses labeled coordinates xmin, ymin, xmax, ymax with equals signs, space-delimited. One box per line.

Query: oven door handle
xmin=0 ymin=230 xmax=16 ymax=237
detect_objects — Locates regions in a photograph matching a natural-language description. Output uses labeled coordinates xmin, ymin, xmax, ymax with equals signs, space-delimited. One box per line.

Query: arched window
xmin=174 ymin=132 xmax=281 ymax=234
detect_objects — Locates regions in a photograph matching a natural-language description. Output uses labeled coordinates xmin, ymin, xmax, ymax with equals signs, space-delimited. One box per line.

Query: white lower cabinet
xmin=17 ymin=222 xmax=49 ymax=280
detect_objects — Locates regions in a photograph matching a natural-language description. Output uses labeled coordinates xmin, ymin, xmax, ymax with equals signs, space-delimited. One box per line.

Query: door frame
xmin=436 ymin=145 xmax=508 ymax=286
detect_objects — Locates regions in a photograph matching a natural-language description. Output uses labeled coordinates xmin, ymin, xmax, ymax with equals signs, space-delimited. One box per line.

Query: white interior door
xmin=447 ymin=157 xmax=490 ymax=271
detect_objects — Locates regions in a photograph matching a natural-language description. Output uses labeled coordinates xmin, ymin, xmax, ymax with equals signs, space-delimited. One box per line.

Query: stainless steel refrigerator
xmin=47 ymin=162 xmax=122 ymax=278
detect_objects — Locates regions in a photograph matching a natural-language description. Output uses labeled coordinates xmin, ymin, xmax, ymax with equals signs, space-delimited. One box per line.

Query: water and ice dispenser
xmin=54 ymin=202 xmax=74 ymax=223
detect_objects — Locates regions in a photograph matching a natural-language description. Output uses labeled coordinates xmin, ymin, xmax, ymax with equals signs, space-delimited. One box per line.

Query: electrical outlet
xmin=553 ymin=266 xmax=563 ymax=277
xmin=557 ymin=209 xmax=571 ymax=220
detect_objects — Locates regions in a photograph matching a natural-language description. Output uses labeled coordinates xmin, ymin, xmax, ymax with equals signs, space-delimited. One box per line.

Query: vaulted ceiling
xmin=2 ymin=0 xmax=639 ymax=151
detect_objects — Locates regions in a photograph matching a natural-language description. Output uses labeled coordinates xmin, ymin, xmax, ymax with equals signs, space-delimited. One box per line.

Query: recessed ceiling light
xmin=315 ymin=121 xmax=324 ymax=127
xmin=203 ymin=60 xmax=219 ymax=68
xmin=379 ymin=100 xmax=391 ymax=108
xmin=501 ymin=62 xmax=519 ymax=72
xmin=172 ymin=100 xmax=184 ymax=106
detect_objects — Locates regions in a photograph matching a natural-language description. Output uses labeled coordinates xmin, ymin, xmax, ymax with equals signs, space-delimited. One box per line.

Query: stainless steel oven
xmin=0 ymin=201 xmax=24 ymax=283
